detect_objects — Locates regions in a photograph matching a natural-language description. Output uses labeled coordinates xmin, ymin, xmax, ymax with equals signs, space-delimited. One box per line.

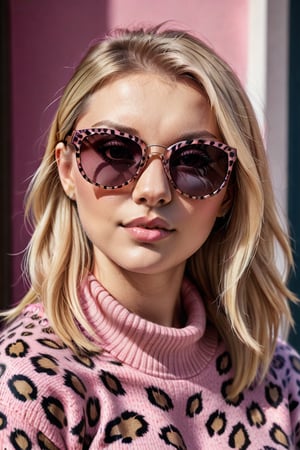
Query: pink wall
xmin=108 ymin=0 xmax=248 ymax=83
xmin=10 ymin=0 xmax=249 ymax=301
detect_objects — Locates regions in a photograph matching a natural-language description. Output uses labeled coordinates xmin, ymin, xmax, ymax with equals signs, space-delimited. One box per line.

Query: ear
xmin=55 ymin=142 xmax=76 ymax=200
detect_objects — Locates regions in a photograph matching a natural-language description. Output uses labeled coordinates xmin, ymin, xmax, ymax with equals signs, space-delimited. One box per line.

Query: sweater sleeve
xmin=275 ymin=340 xmax=300 ymax=447
xmin=0 ymin=403 xmax=66 ymax=449
xmin=289 ymin=348 xmax=300 ymax=447
xmin=0 ymin=309 xmax=81 ymax=449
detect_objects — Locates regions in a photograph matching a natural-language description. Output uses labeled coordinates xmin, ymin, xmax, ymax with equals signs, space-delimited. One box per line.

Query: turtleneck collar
xmin=80 ymin=273 xmax=218 ymax=380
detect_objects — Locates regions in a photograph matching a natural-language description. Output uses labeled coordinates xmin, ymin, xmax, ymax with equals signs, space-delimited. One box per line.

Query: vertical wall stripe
xmin=288 ymin=0 xmax=300 ymax=350
xmin=0 ymin=0 xmax=11 ymax=309
xmin=248 ymin=1 xmax=298 ymax=348
xmin=265 ymin=0 xmax=289 ymax=220
xmin=246 ymin=0 xmax=267 ymax=129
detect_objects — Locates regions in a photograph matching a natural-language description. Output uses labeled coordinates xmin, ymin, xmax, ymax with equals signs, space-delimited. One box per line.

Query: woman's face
xmin=57 ymin=73 xmax=228 ymax=281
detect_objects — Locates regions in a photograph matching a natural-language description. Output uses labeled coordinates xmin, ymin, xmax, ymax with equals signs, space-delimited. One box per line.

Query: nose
xmin=132 ymin=153 xmax=172 ymax=207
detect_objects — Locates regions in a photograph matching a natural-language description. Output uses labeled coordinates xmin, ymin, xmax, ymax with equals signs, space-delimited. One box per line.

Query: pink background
xmin=10 ymin=0 xmax=248 ymax=301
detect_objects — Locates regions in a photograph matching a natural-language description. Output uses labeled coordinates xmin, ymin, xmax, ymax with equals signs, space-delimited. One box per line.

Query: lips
xmin=122 ymin=217 xmax=174 ymax=243
xmin=122 ymin=217 xmax=174 ymax=231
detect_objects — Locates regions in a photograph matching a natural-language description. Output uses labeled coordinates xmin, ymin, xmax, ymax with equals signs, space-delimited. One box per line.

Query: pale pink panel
xmin=108 ymin=0 xmax=248 ymax=84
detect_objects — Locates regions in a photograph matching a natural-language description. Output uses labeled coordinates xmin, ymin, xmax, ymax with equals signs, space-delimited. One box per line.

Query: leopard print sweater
xmin=0 ymin=274 xmax=299 ymax=449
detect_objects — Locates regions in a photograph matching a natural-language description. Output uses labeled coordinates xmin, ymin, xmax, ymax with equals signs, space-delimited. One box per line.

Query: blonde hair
xmin=3 ymin=26 xmax=297 ymax=398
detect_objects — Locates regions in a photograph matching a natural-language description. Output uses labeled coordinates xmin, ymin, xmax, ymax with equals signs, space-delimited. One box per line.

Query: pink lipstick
xmin=122 ymin=217 xmax=174 ymax=242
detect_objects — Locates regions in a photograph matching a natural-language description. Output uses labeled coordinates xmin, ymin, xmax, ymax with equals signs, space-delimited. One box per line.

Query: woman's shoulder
xmin=266 ymin=339 xmax=300 ymax=401
xmin=0 ymin=303 xmax=72 ymax=398
xmin=271 ymin=339 xmax=300 ymax=379
xmin=259 ymin=338 xmax=300 ymax=437
xmin=0 ymin=302 xmax=113 ymax=398
xmin=0 ymin=303 xmax=101 ymax=447
xmin=0 ymin=303 xmax=67 ymax=360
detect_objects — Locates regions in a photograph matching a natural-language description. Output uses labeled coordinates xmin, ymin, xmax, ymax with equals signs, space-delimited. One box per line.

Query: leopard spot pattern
xmin=104 ymin=410 xmax=149 ymax=444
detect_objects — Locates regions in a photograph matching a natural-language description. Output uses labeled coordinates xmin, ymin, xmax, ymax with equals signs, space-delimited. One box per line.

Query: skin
xmin=56 ymin=73 xmax=229 ymax=327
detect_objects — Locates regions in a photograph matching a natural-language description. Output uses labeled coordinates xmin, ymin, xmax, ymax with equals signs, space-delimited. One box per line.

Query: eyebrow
xmin=91 ymin=120 xmax=218 ymax=142
xmin=91 ymin=120 xmax=139 ymax=136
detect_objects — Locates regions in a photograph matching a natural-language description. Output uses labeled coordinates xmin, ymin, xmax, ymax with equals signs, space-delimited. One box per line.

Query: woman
xmin=0 ymin=26 xmax=299 ymax=449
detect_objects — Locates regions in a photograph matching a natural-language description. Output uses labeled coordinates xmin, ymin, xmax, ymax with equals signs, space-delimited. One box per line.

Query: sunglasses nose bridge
xmin=144 ymin=144 xmax=168 ymax=161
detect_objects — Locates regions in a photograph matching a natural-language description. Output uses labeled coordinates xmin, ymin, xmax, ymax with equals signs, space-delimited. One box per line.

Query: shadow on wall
xmin=288 ymin=0 xmax=300 ymax=351
xmin=0 ymin=0 xmax=11 ymax=309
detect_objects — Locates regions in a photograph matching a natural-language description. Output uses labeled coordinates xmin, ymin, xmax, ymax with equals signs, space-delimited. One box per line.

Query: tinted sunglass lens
xmin=169 ymin=143 xmax=228 ymax=197
xmin=79 ymin=134 xmax=143 ymax=187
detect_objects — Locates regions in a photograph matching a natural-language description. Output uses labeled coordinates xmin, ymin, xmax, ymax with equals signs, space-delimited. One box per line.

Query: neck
xmin=93 ymin=258 xmax=185 ymax=328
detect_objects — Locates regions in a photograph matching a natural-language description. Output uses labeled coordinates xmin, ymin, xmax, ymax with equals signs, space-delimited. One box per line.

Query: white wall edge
xmin=246 ymin=0 xmax=268 ymax=132
xmin=247 ymin=0 xmax=290 ymax=279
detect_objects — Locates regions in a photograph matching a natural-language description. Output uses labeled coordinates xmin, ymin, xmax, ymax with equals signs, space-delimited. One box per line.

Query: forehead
xmin=77 ymin=72 xmax=219 ymax=143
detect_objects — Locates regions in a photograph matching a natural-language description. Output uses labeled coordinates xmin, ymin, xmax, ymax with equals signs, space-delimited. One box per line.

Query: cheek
xmin=191 ymin=209 xmax=217 ymax=239
xmin=72 ymin=171 xmax=122 ymax=236
xmin=74 ymin=177 xmax=93 ymax=207
xmin=73 ymin=171 xmax=101 ymax=224
xmin=184 ymin=192 xmax=225 ymax=225
xmin=182 ymin=194 xmax=225 ymax=242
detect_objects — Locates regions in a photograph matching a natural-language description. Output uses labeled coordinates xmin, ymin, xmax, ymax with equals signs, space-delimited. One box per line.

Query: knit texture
xmin=0 ymin=274 xmax=299 ymax=449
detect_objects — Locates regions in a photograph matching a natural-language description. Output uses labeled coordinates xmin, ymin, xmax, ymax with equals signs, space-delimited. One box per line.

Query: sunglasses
xmin=65 ymin=128 xmax=237 ymax=199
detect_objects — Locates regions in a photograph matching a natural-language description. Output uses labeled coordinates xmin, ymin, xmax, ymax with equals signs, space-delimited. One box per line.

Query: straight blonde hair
xmin=3 ymin=26 xmax=297 ymax=398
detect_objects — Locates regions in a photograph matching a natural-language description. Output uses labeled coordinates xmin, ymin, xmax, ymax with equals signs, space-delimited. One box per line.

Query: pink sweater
xmin=0 ymin=274 xmax=299 ymax=449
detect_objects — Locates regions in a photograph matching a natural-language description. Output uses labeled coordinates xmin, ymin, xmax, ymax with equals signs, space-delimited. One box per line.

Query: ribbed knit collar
xmin=80 ymin=273 xmax=218 ymax=380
